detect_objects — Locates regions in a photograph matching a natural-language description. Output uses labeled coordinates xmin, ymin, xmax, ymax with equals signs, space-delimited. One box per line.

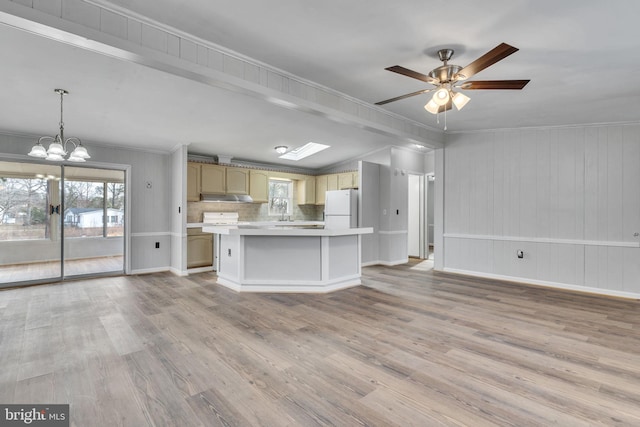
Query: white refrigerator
xmin=324 ymin=189 xmax=358 ymax=229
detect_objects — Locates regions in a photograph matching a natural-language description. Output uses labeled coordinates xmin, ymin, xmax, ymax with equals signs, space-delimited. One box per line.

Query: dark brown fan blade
xmin=455 ymin=43 xmax=519 ymax=80
xmin=385 ymin=65 xmax=439 ymax=84
xmin=459 ymin=80 xmax=530 ymax=90
xmin=375 ymin=89 xmax=432 ymax=105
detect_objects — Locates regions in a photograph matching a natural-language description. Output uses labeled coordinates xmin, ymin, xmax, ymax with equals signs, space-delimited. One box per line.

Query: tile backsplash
xmin=188 ymin=201 xmax=323 ymax=223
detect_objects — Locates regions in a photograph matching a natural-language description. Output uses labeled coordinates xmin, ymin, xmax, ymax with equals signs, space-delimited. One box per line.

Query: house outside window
xmin=268 ymin=179 xmax=292 ymax=217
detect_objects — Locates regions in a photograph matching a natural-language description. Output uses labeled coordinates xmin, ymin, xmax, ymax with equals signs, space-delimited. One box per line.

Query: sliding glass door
xmin=0 ymin=161 xmax=63 ymax=285
xmin=0 ymin=160 xmax=125 ymax=287
xmin=63 ymin=166 xmax=125 ymax=278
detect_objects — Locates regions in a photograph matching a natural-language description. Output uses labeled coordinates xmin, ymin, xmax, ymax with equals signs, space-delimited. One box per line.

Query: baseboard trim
xmin=216 ymin=276 xmax=361 ymax=293
xmin=362 ymin=259 xmax=408 ymax=267
xmin=130 ymin=267 xmax=170 ymax=275
xmin=442 ymin=268 xmax=640 ymax=300
xmin=169 ymin=267 xmax=189 ymax=276
xmin=361 ymin=261 xmax=380 ymax=267
xmin=187 ymin=266 xmax=214 ymax=275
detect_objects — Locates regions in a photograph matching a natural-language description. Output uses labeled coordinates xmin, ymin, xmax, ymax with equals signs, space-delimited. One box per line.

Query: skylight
xmin=279 ymin=142 xmax=330 ymax=161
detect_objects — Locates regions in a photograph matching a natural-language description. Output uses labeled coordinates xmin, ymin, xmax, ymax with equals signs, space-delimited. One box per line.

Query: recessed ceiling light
xmin=279 ymin=142 xmax=330 ymax=161
xmin=413 ymin=143 xmax=426 ymax=149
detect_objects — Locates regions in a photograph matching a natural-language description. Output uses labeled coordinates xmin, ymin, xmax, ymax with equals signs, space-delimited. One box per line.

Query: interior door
xmin=0 ymin=160 xmax=62 ymax=286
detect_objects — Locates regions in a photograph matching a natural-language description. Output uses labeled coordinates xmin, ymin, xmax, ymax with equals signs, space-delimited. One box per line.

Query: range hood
xmin=200 ymin=193 xmax=253 ymax=203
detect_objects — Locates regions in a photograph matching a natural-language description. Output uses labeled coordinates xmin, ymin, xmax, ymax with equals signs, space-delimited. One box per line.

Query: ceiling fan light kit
xmin=377 ymin=42 xmax=530 ymax=126
xmin=433 ymin=86 xmax=450 ymax=106
xmin=452 ymin=91 xmax=470 ymax=110
xmin=424 ymin=99 xmax=440 ymax=114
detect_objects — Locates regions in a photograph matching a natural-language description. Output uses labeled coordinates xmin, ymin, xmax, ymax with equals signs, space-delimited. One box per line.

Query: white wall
xmin=170 ymin=145 xmax=187 ymax=275
xmin=360 ymin=161 xmax=380 ymax=265
xmin=442 ymin=124 xmax=640 ymax=298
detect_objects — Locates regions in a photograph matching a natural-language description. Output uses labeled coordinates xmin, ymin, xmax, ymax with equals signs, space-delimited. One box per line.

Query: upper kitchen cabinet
xmin=249 ymin=170 xmax=269 ymax=203
xmin=226 ymin=167 xmax=249 ymax=195
xmin=315 ymin=173 xmax=342 ymax=204
xmin=198 ymin=164 xmax=248 ymax=195
xmin=328 ymin=174 xmax=338 ymax=191
xmin=338 ymin=171 xmax=359 ymax=189
xmin=201 ymin=164 xmax=226 ymax=194
xmin=297 ymin=176 xmax=316 ymax=205
xmin=187 ymin=162 xmax=201 ymax=202
xmin=315 ymin=175 xmax=328 ymax=204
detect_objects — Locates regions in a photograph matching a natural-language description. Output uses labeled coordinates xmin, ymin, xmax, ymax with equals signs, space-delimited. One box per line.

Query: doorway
xmin=407 ymin=173 xmax=435 ymax=262
xmin=426 ymin=174 xmax=435 ymax=260
xmin=0 ymin=160 xmax=125 ymax=287
xmin=407 ymin=174 xmax=422 ymax=258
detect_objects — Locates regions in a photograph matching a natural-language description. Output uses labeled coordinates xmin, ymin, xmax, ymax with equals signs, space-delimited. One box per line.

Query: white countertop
xmin=187 ymin=220 xmax=324 ymax=228
xmin=202 ymin=224 xmax=373 ymax=236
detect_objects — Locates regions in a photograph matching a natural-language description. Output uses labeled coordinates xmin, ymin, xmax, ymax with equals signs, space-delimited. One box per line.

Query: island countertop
xmin=188 ymin=220 xmax=324 ymax=228
xmin=202 ymin=224 xmax=373 ymax=237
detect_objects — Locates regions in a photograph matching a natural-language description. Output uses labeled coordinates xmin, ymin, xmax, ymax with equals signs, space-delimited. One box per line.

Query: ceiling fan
xmin=376 ymin=43 xmax=529 ymax=115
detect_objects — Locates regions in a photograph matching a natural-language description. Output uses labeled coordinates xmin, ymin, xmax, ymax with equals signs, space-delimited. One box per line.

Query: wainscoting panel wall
xmin=443 ymin=124 xmax=640 ymax=297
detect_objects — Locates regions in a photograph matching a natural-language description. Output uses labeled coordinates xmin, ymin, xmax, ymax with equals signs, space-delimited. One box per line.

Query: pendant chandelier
xmin=28 ymin=89 xmax=91 ymax=162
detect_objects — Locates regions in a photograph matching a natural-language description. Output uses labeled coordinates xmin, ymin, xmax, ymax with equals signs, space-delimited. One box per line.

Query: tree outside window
xmin=0 ymin=176 xmax=49 ymax=241
xmin=268 ymin=179 xmax=292 ymax=217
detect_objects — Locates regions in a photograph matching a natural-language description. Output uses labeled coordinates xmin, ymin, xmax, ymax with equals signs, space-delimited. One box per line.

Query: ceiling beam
xmin=0 ymin=0 xmax=444 ymax=149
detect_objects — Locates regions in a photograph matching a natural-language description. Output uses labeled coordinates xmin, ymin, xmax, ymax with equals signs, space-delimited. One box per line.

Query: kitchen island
xmin=201 ymin=224 xmax=373 ymax=293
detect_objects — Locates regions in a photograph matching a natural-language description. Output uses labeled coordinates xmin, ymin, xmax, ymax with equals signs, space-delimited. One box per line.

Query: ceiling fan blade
xmin=459 ymin=80 xmax=530 ymax=90
xmin=385 ymin=65 xmax=439 ymax=84
xmin=455 ymin=43 xmax=519 ymax=80
xmin=375 ymin=89 xmax=432 ymax=105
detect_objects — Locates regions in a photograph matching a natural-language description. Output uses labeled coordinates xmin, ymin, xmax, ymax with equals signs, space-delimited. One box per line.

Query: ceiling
xmin=1 ymin=0 xmax=640 ymax=170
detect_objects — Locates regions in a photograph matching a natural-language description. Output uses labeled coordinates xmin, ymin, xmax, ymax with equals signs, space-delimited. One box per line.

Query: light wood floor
xmin=1 ymin=260 xmax=639 ymax=426
xmin=0 ymin=256 xmax=124 ymax=284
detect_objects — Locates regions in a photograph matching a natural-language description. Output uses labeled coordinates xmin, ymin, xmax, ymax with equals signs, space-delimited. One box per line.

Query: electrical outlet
xmin=517 ymin=250 xmax=524 ymax=259
xmin=155 ymin=242 xmax=160 ymax=249
xmin=228 ymin=248 xmax=231 ymax=256
xmin=146 ymin=181 xmax=153 ymax=189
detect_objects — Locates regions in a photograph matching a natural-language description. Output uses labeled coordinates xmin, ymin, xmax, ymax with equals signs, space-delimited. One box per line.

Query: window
xmin=0 ymin=176 xmax=50 ymax=241
xmin=268 ymin=179 xmax=293 ymax=217
xmin=64 ymin=180 xmax=124 ymax=238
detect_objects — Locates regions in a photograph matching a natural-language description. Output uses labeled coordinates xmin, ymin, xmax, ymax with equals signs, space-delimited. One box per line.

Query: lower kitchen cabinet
xmin=187 ymin=228 xmax=213 ymax=269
